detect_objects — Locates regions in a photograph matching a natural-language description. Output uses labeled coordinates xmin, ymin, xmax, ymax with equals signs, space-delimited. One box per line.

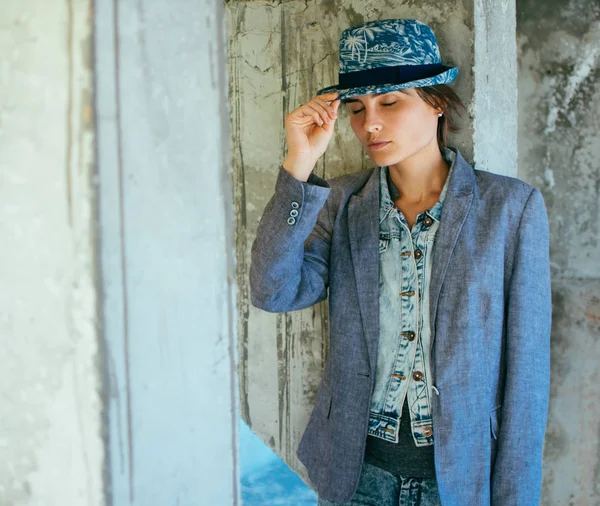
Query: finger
xmin=313 ymin=96 xmax=338 ymax=120
xmin=318 ymin=91 xmax=340 ymax=98
xmin=293 ymin=103 xmax=317 ymax=123
xmin=302 ymin=102 xmax=331 ymax=125
xmin=309 ymin=101 xmax=332 ymax=124
xmin=300 ymin=105 xmax=323 ymax=126
xmin=319 ymin=92 xmax=341 ymax=103
xmin=315 ymin=92 xmax=340 ymax=108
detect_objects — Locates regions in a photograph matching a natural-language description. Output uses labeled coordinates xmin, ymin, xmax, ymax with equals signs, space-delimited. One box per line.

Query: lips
xmin=368 ymin=141 xmax=391 ymax=150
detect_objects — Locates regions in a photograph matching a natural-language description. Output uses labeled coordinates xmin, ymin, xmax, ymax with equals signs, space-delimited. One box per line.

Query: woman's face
xmin=344 ymin=88 xmax=441 ymax=166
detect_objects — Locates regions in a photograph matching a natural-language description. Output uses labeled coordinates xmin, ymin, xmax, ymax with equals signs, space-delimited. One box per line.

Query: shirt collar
xmin=379 ymin=147 xmax=456 ymax=223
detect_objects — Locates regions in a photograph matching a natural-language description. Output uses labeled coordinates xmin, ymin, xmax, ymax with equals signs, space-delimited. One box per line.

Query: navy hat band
xmin=338 ymin=63 xmax=451 ymax=91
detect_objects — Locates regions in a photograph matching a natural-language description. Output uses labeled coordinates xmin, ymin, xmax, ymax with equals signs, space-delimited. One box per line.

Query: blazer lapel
xmin=428 ymin=149 xmax=475 ymax=352
xmin=348 ymin=168 xmax=380 ymax=376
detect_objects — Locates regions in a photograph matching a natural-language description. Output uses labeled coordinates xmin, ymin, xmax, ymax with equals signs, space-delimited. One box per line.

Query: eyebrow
xmin=342 ymin=91 xmax=398 ymax=104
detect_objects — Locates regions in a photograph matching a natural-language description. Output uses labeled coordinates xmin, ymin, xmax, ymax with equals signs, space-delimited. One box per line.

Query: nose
xmin=363 ymin=107 xmax=382 ymax=133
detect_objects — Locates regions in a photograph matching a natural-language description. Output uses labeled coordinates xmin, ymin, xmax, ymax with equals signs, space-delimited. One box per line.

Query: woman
xmin=249 ymin=19 xmax=551 ymax=506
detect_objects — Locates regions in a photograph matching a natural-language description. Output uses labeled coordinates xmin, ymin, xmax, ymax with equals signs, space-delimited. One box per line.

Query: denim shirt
xmin=367 ymin=147 xmax=456 ymax=446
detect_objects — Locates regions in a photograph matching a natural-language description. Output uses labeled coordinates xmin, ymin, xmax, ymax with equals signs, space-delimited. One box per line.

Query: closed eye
xmin=350 ymin=102 xmax=397 ymax=115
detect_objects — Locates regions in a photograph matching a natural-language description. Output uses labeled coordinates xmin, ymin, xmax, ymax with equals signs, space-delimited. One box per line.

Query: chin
xmin=372 ymin=145 xmax=425 ymax=166
xmin=369 ymin=149 xmax=404 ymax=167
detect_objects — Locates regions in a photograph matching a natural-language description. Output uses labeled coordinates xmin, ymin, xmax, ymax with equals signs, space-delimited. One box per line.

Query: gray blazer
xmin=249 ymin=147 xmax=552 ymax=505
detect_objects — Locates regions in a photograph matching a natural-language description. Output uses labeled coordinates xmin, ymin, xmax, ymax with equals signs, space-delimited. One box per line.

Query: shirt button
xmin=423 ymin=427 xmax=433 ymax=437
xmin=423 ymin=216 xmax=433 ymax=227
xmin=414 ymin=249 xmax=423 ymax=260
xmin=412 ymin=371 xmax=424 ymax=381
xmin=402 ymin=331 xmax=416 ymax=341
xmin=291 ymin=201 xmax=299 ymax=209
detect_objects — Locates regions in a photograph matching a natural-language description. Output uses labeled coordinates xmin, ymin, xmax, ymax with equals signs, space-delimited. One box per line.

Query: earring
xmin=438 ymin=112 xmax=443 ymax=117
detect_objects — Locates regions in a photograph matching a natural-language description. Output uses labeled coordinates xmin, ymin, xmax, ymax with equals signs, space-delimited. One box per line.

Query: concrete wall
xmin=229 ymin=0 xmax=517 ymax=487
xmin=517 ymin=0 xmax=600 ymax=503
xmin=0 ymin=1 xmax=104 ymax=505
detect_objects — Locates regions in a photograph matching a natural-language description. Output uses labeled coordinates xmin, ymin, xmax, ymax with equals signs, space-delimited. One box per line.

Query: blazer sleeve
xmin=491 ymin=188 xmax=552 ymax=505
xmin=249 ymin=165 xmax=332 ymax=313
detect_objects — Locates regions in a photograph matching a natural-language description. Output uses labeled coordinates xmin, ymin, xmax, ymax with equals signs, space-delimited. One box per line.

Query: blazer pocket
xmin=490 ymin=404 xmax=502 ymax=440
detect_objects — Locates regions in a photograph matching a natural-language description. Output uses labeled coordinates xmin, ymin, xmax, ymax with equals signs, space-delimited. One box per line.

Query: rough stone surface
xmin=517 ymin=0 xmax=600 ymax=503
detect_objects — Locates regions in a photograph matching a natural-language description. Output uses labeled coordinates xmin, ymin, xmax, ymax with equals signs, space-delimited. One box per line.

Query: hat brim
xmin=316 ymin=67 xmax=459 ymax=101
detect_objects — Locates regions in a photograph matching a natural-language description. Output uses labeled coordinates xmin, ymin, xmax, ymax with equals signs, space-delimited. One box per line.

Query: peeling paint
xmin=544 ymin=168 xmax=556 ymax=189
xmin=562 ymin=22 xmax=600 ymax=110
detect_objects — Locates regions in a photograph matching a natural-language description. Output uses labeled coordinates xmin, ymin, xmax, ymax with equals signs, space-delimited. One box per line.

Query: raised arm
xmin=249 ymin=91 xmax=340 ymax=313
xmin=249 ymin=166 xmax=332 ymax=312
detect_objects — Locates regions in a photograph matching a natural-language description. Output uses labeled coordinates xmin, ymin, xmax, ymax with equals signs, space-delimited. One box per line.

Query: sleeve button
xmin=290 ymin=209 xmax=299 ymax=217
xmin=287 ymin=217 xmax=296 ymax=225
xmin=291 ymin=201 xmax=299 ymax=209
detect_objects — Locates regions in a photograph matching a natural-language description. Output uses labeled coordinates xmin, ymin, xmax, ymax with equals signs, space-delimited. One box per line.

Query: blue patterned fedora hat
xmin=316 ymin=19 xmax=458 ymax=101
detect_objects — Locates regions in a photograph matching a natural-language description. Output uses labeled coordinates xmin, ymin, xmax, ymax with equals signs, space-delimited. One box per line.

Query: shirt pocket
xmin=379 ymin=232 xmax=390 ymax=254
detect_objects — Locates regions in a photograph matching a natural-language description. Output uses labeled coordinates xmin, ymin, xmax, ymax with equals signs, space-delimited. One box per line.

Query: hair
xmin=414 ymin=84 xmax=466 ymax=149
xmin=341 ymin=84 xmax=466 ymax=149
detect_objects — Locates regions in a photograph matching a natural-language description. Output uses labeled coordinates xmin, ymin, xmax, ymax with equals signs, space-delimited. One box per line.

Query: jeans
xmin=317 ymin=461 xmax=442 ymax=506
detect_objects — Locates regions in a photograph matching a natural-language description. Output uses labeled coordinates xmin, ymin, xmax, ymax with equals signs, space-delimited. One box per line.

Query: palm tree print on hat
xmin=351 ymin=24 xmax=388 ymax=63
xmin=339 ymin=19 xmax=443 ymax=72
xmin=342 ymin=34 xmax=366 ymax=62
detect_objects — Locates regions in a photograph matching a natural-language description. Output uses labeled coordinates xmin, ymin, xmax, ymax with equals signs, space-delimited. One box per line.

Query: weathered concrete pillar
xmin=229 ymin=0 xmax=517 ymax=487
xmin=95 ymin=0 xmax=239 ymax=505
xmin=1 ymin=0 xmax=239 ymax=504
xmin=0 ymin=1 xmax=104 ymax=504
